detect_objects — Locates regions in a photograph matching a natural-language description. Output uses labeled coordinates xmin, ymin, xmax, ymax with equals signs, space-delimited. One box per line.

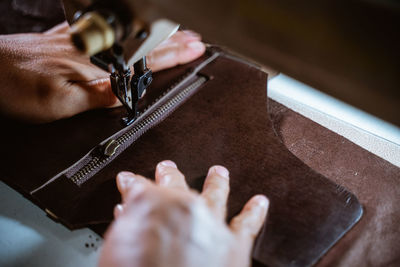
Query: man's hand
xmin=99 ymin=161 xmax=269 ymax=267
xmin=0 ymin=22 xmax=205 ymax=123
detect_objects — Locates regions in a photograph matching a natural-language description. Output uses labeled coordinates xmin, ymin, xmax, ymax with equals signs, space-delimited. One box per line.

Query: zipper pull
xmin=103 ymin=139 xmax=120 ymax=157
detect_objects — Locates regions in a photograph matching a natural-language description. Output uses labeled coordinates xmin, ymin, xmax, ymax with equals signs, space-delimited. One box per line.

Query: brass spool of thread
xmin=70 ymin=12 xmax=115 ymax=56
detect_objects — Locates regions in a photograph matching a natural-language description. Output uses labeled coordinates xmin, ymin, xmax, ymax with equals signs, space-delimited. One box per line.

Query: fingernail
xmin=211 ymin=165 xmax=229 ymax=178
xmin=116 ymin=204 xmax=123 ymax=212
xmin=114 ymin=204 xmax=124 ymax=218
xmin=159 ymin=160 xmax=177 ymax=168
xmin=182 ymin=30 xmax=200 ymax=38
xmin=254 ymin=195 xmax=269 ymax=208
xmin=187 ymin=41 xmax=205 ymax=52
xmin=117 ymin=171 xmax=135 ymax=190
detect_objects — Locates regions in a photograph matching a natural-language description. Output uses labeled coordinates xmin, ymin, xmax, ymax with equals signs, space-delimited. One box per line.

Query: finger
xmin=45 ymin=21 xmax=70 ymax=34
xmin=157 ymin=30 xmax=201 ymax=47
xmin=230 ymin=195 xmax=269 ymax=241
xmin=179 ymin=30 xmax=201 ymax=41
xmin=58 ymin=58 xmax=109 ymax=82
xmin=155 ymin=160 xmax=189 ymax=190
xmin=147 ymin=40 xmax=206 ymax=72
xmin=76 ymin=78 xmax=119 ymax=108
xmin=53 ymin=79 xmax=117 ymax=119
xmin=54 ymin=57 xmax=118 ymax=110
xmin=116 ymin=171 xmax=151 ymax=202
xmin=201 ymin=166 xmax=230 ymax=220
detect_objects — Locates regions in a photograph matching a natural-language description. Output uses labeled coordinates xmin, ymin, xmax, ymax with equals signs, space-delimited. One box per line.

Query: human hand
xmin=0 ymin=22 xmax=205 ymax=123
xmin=99 ymin=161 xmax=269 ymax=267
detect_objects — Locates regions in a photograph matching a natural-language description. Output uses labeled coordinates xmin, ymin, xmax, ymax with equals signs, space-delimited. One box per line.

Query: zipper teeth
xmin=70 ymin=157 xmax=105 ymax=184
xmin=70 ymin=76 xmax=207 ymax=185
xmin=116 ymin=77 xmax=205 ymax=144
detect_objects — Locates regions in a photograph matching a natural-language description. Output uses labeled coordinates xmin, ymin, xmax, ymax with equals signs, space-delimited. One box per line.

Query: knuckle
xmin=209 ymin=187 xmax=227 ymax=198
xmin=232 ymin=214 xmax=254 ymax=231
xmin=205 ymin=191 xmax=221 ymax=204
xmin=204 ymin=192 xmax=227 ymax=212
xmin=206 ymin=177 xmax=229 ymax=191
xmin=125 ymin=184 xmax=149 ymax=203
xmin=153 ymin=193 xmax=197 ymax=217
xmin=208 ymin=200 xmax=226 ymax=213
xmin=231 ymin=216 xmax=243 ymax=229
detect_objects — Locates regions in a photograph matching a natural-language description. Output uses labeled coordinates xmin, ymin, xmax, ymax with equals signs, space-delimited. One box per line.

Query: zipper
xmin=29 ymin=52 xmax=219 ymax=194
xmin=69 ymin=75 xmax=207 ymax=185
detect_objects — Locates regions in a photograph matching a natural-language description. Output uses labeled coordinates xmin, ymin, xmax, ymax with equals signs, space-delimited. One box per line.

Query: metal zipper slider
xmin=103 ymin=139 xmax=120 ymax=157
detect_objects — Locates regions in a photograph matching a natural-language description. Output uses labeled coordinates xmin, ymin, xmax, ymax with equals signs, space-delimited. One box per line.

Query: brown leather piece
xmin=268 ymin=100 xmax=400 ymax=267
xmin=0 ymin=54 xmax=206 ymax=193
xmin=25 ymin=53 xmax=362 ymax=266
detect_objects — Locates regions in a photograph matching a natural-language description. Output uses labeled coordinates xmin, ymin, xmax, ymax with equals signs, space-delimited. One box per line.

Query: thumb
xmin=45 ymin=21 xmax=70 ymax=35
xmin=69 ymin=78 xmax=120 ymax=115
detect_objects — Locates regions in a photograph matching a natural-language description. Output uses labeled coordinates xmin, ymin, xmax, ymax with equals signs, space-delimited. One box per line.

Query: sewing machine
xmin=1 ymin=1 xmax=399 ymax=267
xmin=63 ymin=0 xmax=400 ymax=126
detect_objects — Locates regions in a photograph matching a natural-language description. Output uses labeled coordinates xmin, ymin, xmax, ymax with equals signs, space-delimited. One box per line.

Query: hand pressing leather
xmin=99 ymin=160 xmax=269 ymax=267
xmin=0 ymin=22 xmax=205 ymax=123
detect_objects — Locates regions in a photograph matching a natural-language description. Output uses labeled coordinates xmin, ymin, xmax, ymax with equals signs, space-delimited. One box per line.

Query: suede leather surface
xmin=13 ymin=53 xmax=362 ymax=267
xmin=268 ymin=101 xmax=400 ymax=267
